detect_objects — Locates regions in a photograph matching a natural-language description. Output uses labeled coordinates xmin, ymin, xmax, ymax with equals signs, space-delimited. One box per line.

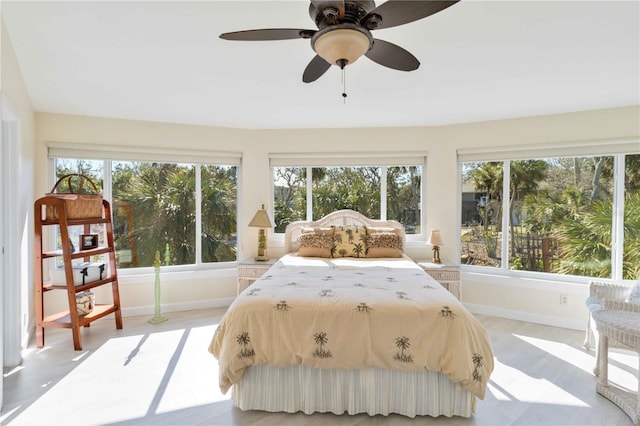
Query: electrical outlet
xmin=560 ymin=294 xmax=568 ymax=305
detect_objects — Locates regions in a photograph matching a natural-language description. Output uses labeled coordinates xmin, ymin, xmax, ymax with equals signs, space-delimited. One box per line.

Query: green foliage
xmin=463 ymin=155 xmax=638 ymax=279
xmin=273 ymin=166 xmax=422 ymax=234
xmin=273 ymin=167 xmax=306 ymax=233
xmin=312 ymin=167 xmax=381 ymax=219
xmin=201 ymin=165 xmax=237 ymax=263
xmin=483 ymin=230 xmax=499 ymax=258
xmin=387 ymin=166 xmax=421 ymax=232
xmin=112 ymin=162 xmax=237 ymax=267
xmin=510 ymin=256 xmax=528 ymax=271
xmin=623 ymin=192 xmax=640 ymax=279
xmin=555 ymin=200 xmax=612 ymax=278
xmin=466 ymin=162 xmax=503 ymax=201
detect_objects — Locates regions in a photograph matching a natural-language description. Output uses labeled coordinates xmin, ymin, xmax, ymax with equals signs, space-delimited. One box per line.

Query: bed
xmin=209 ymin=210 xmax=494 ymax=418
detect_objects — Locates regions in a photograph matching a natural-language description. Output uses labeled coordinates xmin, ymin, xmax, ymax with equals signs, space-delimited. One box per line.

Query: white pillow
xmin=625 ymin=280 xmax=640 ymax=305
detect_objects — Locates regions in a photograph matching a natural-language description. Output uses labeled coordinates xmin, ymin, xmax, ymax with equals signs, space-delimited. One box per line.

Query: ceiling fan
xmin=220 ymin=0 xmax=460 ymax=84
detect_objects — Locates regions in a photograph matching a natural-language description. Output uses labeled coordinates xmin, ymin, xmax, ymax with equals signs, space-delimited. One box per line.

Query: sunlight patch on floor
xmin=489 ymin=359 xmax=589 ymax=407
xmin=515 ymin=333 xmax=638 ymax=390
xmin=156 ymin=324 xmax=231 ymax=414
xmin=9 ymin=330 xmax=205 ymax=425
xmin=514 ymin=334 xmax=597 ymax=374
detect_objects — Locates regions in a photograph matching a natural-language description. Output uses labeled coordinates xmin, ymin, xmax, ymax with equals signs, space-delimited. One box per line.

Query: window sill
xmin=460 ymin=265 xmax=599 ymax=294
xmin=118 ymin=263 xmax=237 ymax=285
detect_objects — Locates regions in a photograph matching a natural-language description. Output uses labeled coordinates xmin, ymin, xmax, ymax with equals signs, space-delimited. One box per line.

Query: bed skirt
xmin=232 ymin=365 xmax=475 ymax=418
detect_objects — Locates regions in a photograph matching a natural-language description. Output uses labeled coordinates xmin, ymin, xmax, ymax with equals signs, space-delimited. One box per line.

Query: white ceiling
xmin=2 ymin=1 xmax=639 ymax=129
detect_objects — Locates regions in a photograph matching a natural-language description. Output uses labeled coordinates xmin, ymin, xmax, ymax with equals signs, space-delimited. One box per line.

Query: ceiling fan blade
xmin=302 ymin=55 xmax=331 ymax=83
xmin=365 ymin=38 xmax=419 ymax=71
xmin=362 ymin=0 xmax=459 ymax=31
xmin=220 ymin=28 xmax=315 ymax=41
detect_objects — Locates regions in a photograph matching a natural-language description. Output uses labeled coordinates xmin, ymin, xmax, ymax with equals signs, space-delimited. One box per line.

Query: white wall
xmin=1 ymin=18 xmax=37 ymax=413
xmin=34 ymin=105 xmax=640 ymax=330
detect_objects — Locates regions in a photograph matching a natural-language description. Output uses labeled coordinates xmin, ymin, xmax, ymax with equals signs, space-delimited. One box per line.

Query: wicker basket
xmin=45 ymin=174 xmax=103 ymax=220
xmin=76 ymin=291 xmax=95 ymax=316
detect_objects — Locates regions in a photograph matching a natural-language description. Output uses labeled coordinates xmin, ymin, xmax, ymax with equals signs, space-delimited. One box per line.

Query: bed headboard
xmin=284 ymin=209 xmax=406 ymax=254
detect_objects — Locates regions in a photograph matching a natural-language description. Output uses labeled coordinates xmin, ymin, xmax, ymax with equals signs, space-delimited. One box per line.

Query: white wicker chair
xmin=584 ymin=280 xmax=634 ymax=375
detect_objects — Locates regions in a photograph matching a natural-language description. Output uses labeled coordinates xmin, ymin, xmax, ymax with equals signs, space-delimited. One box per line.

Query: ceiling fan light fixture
xmin=313 ymin=27 xmax=371 ymax=67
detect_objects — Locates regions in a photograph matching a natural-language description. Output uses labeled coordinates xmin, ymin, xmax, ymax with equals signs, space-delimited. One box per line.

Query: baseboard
xmin=121 ymin=297 xmax=235 ymax=318
xmin=464 ymin=302 xmax=586 ymax=331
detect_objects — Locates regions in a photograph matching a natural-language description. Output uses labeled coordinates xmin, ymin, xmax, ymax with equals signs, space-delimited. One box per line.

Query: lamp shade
xmin=248 ymin=204 xmax=274 ymax=228
xmin=313 ymin=27 xmax=371 ymax=66
xmin=426 ymin=229 xmax=444 ymax=247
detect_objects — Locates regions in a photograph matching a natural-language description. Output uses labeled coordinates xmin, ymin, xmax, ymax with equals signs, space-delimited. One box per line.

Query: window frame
xmin=48 ymin=143 xmax=241 ymax=274
xmin=270 ymin=152 xmax=427 ymax=243
xmin=457 ymin=140 xmax=639 ymax=283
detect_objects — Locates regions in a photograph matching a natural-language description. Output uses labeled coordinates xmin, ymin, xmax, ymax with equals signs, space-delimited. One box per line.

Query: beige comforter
xmin=209 ymin=254 xmax=494 ymax=399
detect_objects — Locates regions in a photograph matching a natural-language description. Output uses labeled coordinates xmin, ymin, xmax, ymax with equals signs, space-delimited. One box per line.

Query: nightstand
xmin=237 ymin=258 xmax=277 ymax=295
xmin=417 ymin=262 xmax=461 ymax=300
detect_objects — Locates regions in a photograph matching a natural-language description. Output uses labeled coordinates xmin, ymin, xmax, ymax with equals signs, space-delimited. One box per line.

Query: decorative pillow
xmin=625 ymin=280 xmax=640 ymax=305
xmin=296 ymin=227 xmax=334 ymax=257
xmin=297 ymin=232 xmax=334 ymax=258
xmin=366 ymin=232 xmax=403 ymax=258
xmin=332 ymin=225 xmax=367 ymax=258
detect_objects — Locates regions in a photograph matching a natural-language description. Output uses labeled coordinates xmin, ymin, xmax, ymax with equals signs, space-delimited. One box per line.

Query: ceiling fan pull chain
xmin=342 ymin=66 xmax=347 ymax=104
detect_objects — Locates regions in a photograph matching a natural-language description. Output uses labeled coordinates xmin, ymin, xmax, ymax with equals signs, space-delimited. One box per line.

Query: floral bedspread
xmin=209 ymin=254 xmax=494 ymax=399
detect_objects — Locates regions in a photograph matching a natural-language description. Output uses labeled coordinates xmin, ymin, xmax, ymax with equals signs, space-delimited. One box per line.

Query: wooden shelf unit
xmin=34 ymin=196 xmax=123 ymax=350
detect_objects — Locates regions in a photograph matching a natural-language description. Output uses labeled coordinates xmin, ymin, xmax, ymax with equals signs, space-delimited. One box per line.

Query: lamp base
xmin=254 ymin=255 xmax=269 ymax=262
xmin=432 ymin=246 xmax=442 ymax=264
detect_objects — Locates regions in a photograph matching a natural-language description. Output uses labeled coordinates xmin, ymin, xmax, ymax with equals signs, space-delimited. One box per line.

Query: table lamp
xmin=248 ymin=204 xmax=275 ymax=261
xmin=426 ymin=229 xmax=443 ymax=264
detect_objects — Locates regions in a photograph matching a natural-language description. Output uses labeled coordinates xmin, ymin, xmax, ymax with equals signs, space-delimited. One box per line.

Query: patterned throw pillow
xmin=366 ymin=232 xmax=403 ymax=258
xmin=625 ymin=280 xmax=640 ymax=305
xmin=297 ymin=232 xmax=334 ymax=258
xmin=332 ymin=225 xmax=367 ymax=258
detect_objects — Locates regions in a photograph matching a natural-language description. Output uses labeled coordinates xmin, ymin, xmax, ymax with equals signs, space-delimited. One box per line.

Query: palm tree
xmin=472 ymin=353 xmax=484 ymax=382
xmin=345 ymin=228 xmax=354 ymax=244
xmin=555 ymin=199 xmax=613 ymax=278
xmin=467 ymin=162 xmax=503 ymax=231
xmin=236 ymin=332 xmax=254 ymax=357
xmin=273 ymin=167 xmax=306 ymax=232
xmin=623 ymin=192 xmax=640 ymax=279
xmin=113 ymin=163 xmax=237 ymax=267
xmin=201 ymin=165 xmax=237 ymax=262
xmin=387 ymin=166 xmax=421 ymax=231
xmin=394 ymin=336 xmax=413 ymax=363
xmin=115 ymin=163 xmax=196 ymax=266
xmin=509 ymin=160 xmax=549 ymax=257
xmin=313 ymin=331 xmax=332 ymax=358
xmin=236 ymin=332 xmax=251 ymax=347
xmin=314 ymin=332 xmax=328 ymax=348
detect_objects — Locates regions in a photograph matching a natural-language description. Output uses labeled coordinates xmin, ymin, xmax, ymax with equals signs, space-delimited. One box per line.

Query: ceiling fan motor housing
xmin=309 ymin=0 xmax=377 ymax=29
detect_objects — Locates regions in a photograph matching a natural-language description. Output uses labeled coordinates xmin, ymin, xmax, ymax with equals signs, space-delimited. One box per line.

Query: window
xmin=53 ymin=154 xmax=238 ymax=270
xmin=460 ymin=151 xmax=639 ymax=280
xmin=271 ymin=156 xmax=424 ymax=236
xmin=460 ymin=161 xmax=504 ymax=268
